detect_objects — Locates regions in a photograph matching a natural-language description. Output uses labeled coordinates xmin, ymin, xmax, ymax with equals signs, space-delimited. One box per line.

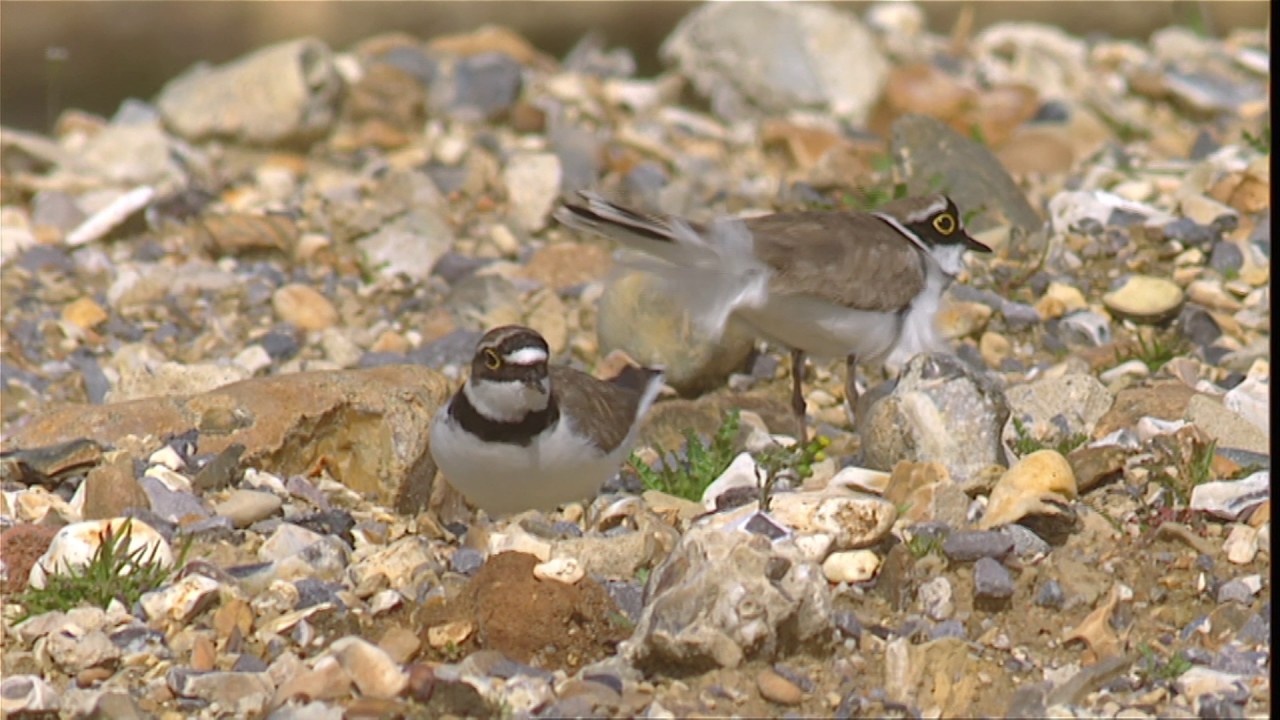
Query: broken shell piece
xmin=1063 ymin=583 xmax=1131 ymax=661
xmin=533 ymin=556 xmax=584 ymax=584
xmin=979 ymin=450 xmax=1077 ymax=531
xmin=427 ymin=619 xmax=475 ymax=649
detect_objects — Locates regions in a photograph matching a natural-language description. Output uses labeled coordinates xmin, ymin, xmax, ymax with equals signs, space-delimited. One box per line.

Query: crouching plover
xmin=429 ymin=325 xmax=664 ymax=515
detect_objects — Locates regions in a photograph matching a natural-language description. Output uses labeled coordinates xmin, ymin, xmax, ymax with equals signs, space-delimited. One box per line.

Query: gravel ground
xmin=0 ymin=4 xmax=1270 ymax=718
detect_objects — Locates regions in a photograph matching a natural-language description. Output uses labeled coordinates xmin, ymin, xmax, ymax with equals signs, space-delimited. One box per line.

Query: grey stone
xmin=157 ymin=38 xmax=341 ymax=145
xmin=917 ymin=576 xmax=955 ymax=621
xmin=1002 ymin=373 xmax=1112 ymax=461
xmin=1185 ymin=396 xmax=1269 ymax=455
xmin=450 ymin=547 xmax=485 ymax=575
xmin=859 ymin=353 xmax=1006 ymax=482
xmin=1209 ymin=240 xmax=1245 ymax=273
xmin=890 ymin=114 xmax=1042 ymax=237
xmin=31 ymin=190 xmax=86 ymax=232
xmin=410 ymin=328 xmax=484 ymax=369
xmin=622 ymin=522 xmax=833 ymax=671
xmin=1003 ymin=523 xmax=1053 ymax=558
xmin=428 ymin=52 xmax=523 ymax=121
xmin=1236 ymin=612 xmax=1269 ymax=644
xmin=973 ymin=557 xmax=1014 ymax=601
xmin=167 ymin=669 xmax=274 ymax=716
xmin=942 ymin=530 xmax=1014 ymax=563
xmin=1057 ymin=310 xmax=1112 ymax=347
xmin=1000 ymin=301 xmax=1042 ymax=331
xmin=929 ymin=619 xmax=967 ymax=640
xmin=138 ymin=476 xmax=210 ymax=523
xmin=1163 ymin=217 xmax=1217 ymax=247
xmin=1179 ymin=304 xmax=1223 ymax=347
xmin=1216 ymin=579 xmax=1258 ymax=605
xmin=550 ymin=123 xmax=604 ymax=194
xmin=357 ymin=207 xmax=454 ymax=282
xmin=1035 ymin=579 xmax=1066 ymax=609
xmin=661 ymin=3 xmax=888 ymax=123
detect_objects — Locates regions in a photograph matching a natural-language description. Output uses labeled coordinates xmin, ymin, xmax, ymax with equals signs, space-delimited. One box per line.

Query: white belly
xmin=429 ymin=411 xmax=629 ymax=516
xmin=735 ymin=270 xmax=950 ymax=370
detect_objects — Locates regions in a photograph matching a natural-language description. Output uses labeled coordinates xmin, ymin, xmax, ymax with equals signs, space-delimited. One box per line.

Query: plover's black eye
xmin=483 ymin=348 xmax=502 ymax=369
xmin=932 ymin=212 xmax=957 ymax=235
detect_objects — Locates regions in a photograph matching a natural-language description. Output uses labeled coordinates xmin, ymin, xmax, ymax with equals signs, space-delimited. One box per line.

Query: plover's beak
xmin=961 ymin=230 xmax=993 ymax=253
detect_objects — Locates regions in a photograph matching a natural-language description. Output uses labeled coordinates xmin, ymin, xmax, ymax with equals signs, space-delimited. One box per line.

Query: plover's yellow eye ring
xmin=483 ymin=349 xmax=502 ymax=369
xmin=933 ymin=213 xmax=957 ymax=235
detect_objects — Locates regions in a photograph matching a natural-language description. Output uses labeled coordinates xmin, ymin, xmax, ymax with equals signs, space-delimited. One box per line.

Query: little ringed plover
xmin=555 ymin=192 xmax=992 ymax=438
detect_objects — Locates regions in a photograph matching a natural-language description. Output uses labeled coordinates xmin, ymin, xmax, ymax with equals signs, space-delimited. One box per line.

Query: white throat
xmin=928 ymin=243 xmax=966 ymax=277
xmin=463 ymin=377 xmax=550 ymax=422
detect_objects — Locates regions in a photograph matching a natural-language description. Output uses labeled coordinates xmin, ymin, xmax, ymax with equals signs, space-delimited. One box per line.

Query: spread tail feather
xmin=555 ymin=192 xmax=771 ymax=337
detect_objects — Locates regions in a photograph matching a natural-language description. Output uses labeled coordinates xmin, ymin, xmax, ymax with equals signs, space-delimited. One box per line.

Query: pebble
xmin=1102 ymin=275 xmax=1185 ymax=323
xmin=273 ymin=283 xmax=339 ymax=331
xmin=942 ymin=530 xmax=1015 ymax=563
xmin=1035 ymin=579 xmax=1066 ymax=609
xmin=918 ymin=576 xmax=955 ymax=621
xmin=756 ymin=668 xmax=804 ymax=706
xmin=214 ymin=488 xmax=283 ymax=528
xmin=973 ymin=557 xmax=1015 ymax=602
xmin=503 ymin=152 xmax=562 ymax=232
xmin=821 ymin=549 xmax=880 ymax=584
xmin=1222 ymin=524 xmax=1260 ymax=565
xmin=329 ymin=636 xmax=409 ymax=699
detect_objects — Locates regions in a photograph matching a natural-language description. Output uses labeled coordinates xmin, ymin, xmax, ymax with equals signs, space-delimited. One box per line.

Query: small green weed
xmin=1010 ymin=416 xmax=1088 ymax=457
xmin=629 ymin=411 xmax=741 ymax=501
xmin=1118 ymin=333 xmax=1185 ymax=374
xmin=1137 ymin=643 xmax=1193 ymax=682
xmin=906 ymin=532 xmax=944 ymax=559
xmin=1188 ymin=439 xmax=1218 ymax=487
xmin=753 ymin=434 xmax=831 ymax=511
xmin=15 ymin=518 xmax=190 ymax=621
xmin=1242 ymin=127 xmax=1271 ymax=154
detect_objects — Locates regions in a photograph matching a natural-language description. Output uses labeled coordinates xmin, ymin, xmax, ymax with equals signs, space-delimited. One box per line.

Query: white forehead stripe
xmin=505 ymin=347 xmax=548 ymax=365
xmin=902 ymin=197 xmax=949 ymax=223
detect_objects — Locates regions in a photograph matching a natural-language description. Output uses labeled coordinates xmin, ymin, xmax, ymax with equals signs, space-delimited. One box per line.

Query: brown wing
xmin=746 ymin=212 xmax=927 ymax=311
xmin=550 ymin=366 xmax=651 ymax=452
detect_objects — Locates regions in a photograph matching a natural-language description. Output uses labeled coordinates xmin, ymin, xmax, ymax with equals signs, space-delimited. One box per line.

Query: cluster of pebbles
xmin=1 ymin=3 xmax=1270 ymax=718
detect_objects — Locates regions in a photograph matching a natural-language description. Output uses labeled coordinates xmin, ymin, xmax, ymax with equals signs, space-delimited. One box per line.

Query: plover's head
xmin=876 ymin=194 xmax=992 ymax=275
xmin=464 ymin=325 xmax=552 ymax=422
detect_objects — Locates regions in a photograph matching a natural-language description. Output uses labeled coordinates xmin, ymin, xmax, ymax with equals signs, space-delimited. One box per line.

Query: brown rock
xmin=1092 ymin=379 xmax=1200 ymax=439
xmin=518 ymin=242 xmax=612 ymax=291
xmin=996 ymin=126 xmax=1077 ymax=176
xmin=82 ymin=453 xmax=151 ymax=520
xmin=62 ymin=297 xmax=109 ymax=331
xmin=757 ymin=668 xmax=804 ymax=706
xmin=3 ymin=366 xmax=452 ymax=513
xmin=762 ymin=120 xmax=849 ymax=170
xmin=273 ymin=283 xmax=339 ymax=331
xmin=190 ymin=214 xmax=299 ymax=257
xmin=1067 ymin=444 xmax=1128 ymax=494
xmin=426 ymin=25 xmax=554 ymax=68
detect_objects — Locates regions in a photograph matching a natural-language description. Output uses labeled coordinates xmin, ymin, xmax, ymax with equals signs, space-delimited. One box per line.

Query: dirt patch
xmin=415 ymin=551 xmax=630 ymax=672
xmin=0 ymin=524 xmax=59 ymax=594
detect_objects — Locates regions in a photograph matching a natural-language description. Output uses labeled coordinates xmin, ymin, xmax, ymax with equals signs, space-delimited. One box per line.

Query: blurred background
xmin=0 ymin=1 xmax=1269 ymax=134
